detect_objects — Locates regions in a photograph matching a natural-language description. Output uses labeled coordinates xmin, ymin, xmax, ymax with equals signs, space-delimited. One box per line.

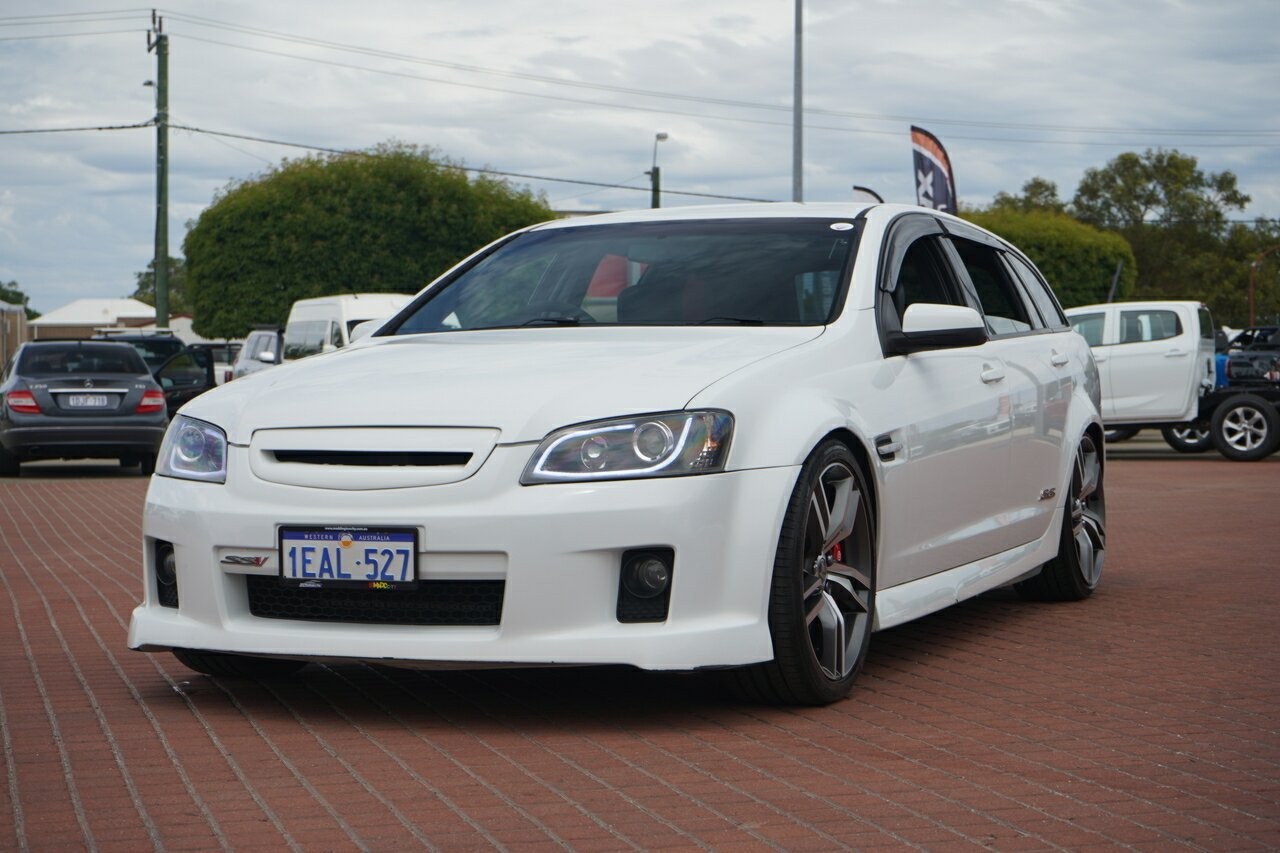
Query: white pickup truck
xmin=1066 ymin=300 xmax=1280 ymax=460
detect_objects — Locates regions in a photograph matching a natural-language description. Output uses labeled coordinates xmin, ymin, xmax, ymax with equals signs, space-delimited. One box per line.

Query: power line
xmin=0 ymin=29 xmax=140 ymax=42
xmin=0 ymin=9 xmax=149 ymax=23
xmin=158 ymin=9 xmax=1280 ymax=140
xmin=0 ymin=121 xmax=153 ymax=135
xmin=163 ymin=32 xmax=1280 ymax=149
xmin=168 ymin=123 xmax=777 ymax=203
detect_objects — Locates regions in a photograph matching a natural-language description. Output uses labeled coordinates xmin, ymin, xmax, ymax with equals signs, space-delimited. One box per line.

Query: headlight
xmin=157 ymin=415 xmax=228 ymax=483
xmin=521 ymin=410 xmax=733 ymax=484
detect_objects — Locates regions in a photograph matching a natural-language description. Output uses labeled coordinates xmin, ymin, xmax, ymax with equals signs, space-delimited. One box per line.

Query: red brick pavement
xmin=0 ymin=450 xmax=1277 ymax=850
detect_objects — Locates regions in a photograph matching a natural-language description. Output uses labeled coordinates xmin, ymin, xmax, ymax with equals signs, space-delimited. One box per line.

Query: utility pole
xmin=648 ymin=166 xmax=661 ymax=209
xmin=148 ymin=11 xmax=169 ymax=329
xmin=792 ymin=0 xmax=803 ymax=202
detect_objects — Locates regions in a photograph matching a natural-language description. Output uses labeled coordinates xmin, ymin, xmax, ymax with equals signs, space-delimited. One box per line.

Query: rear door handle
xmin=1050 ymin=350 xmax=1069 ymax=367
xmin=980 ymin=364 xmax=1006 ymax=384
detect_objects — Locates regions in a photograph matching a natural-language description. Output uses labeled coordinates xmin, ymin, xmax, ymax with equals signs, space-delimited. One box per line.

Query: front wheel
xmin=729 ymin=440 xmax=876 ymax=706
xmin=1161 ymin=425 xmax=1213 ymax=454
xmin=1017 ymin=432 xmax=1105 ymax=601
xmin=1211 ymin=394 xmax=1280 ymax=461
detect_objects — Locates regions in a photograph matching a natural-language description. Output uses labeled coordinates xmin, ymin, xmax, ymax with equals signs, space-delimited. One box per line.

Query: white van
xmin=282 ymin=293 xmax=412 ymax=360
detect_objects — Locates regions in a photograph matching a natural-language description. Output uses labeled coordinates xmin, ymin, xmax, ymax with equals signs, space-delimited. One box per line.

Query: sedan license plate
xmin=67 ymin=394 xmax=110 ymax=408
xmin=278 ymin=526 xmax=418 ymax=590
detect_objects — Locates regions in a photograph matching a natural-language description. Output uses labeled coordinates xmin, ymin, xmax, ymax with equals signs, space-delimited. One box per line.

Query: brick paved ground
xmin=1 ymin=446 xmax=1277 ymax=851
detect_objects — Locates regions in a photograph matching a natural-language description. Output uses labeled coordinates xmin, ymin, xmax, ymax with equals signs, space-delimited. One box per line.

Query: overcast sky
xmin=3 ymin=0 xmax=1278 ymax=314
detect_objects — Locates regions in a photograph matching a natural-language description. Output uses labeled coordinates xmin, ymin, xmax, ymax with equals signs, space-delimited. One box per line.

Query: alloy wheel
xmin=801 ymin=460 xmax=873 ymax=681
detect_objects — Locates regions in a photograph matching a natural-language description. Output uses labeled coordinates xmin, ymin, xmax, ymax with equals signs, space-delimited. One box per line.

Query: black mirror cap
xmin=886 ymin=324 xmax=988 ymax=355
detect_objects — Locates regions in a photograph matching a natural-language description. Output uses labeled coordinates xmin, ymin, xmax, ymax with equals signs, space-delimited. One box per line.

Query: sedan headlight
xmin=521 ymin=410 xmax=733 ymax=484
xmin=157 ymin=415 xmax=228 ymax=483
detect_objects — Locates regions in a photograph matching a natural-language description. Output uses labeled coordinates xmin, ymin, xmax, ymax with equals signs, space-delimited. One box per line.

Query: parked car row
xmin=1066 ymin=301 xmax=1280 ymax=461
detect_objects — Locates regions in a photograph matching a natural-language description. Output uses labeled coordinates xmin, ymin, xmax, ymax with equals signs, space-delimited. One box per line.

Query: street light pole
xmin=647 ymin=132 xmax=668 ymax=209
xmin=792 ymin=0 xmax=803 ymax=202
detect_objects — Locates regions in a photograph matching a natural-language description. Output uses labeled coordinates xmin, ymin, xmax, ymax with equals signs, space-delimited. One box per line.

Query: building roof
xmin=28 ymin=298 xmax=155 ymax=327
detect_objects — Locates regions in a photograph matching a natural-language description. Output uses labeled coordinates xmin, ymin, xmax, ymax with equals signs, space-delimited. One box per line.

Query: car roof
xmin=526 ymin=201 xmax=889 ymax=233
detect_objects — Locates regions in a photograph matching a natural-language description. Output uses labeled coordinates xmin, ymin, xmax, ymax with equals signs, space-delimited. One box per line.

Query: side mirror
xmin=257 ymin=350 xmax=277 ymax=364
xmin=887 ymin=303 xmax=988 ymax=355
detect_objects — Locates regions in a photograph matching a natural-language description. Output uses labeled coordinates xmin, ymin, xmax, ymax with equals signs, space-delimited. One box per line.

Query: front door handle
xmin=1050 ymin=350 xmax=1069 ymax=367
xmin=980 ymin=364 xmax=1006 ymax=384
xmin=1164 ymin=349 xmax=1188 ymax=358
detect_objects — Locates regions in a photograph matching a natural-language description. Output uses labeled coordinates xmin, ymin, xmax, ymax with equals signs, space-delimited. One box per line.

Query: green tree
xmin=1073 ymin=149 xmax=1248 ymax=233
xmin=963 ymin=209 xmax=1137 ymax=308
xmin=131 ymin=256 xmax=189 ymax=315
xmin=1071 ymin=149 xmax=1251 ymax=318
xmin=183 ymin=143 xmax=554 ymax=338
xmin=0 ymin=280 xmax=40 ymax=320
xmin=991 ymin=177 xmax=1066 ymax=215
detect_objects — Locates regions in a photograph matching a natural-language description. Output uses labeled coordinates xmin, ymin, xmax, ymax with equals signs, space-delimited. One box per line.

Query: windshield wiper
xmin=698 ymin=316 xmax=764 ymax=326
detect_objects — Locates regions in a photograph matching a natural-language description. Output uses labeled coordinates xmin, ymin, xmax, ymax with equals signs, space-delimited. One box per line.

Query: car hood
xmin=186 ymin=327 xmax=824 ymax=445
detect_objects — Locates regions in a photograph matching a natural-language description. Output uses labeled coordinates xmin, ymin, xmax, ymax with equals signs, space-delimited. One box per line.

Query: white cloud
xmin=1 ymin=0 xmax=1277 ymax=313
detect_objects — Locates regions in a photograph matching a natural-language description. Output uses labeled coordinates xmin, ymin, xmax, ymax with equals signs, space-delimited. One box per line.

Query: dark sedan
xmin=0 ymin=340 xmax=169 ymax=475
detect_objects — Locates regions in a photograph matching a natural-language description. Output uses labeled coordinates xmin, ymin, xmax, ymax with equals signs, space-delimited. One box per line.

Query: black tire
xmin=1160 ymin=425 xmax=1213 ymax=454
xmin=138 ymin=452 xmax=157 ymax=476
xmin=1210 ymin=394 xmax=1280 ymax=462
xmin=0 ymin=446 xmax=18 ymax=477
xmin=728 ymin=440 xmax=876 ymax=706
xmin=1104 ymin=428 xmax=1140 ymax=443
xmin=1017 ymin=432 xmax=1105 ymax=602
xmin=172 ymin=649 xmax=307 ymax=678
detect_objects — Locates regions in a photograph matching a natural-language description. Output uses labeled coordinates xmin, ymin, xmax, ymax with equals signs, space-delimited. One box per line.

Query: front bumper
xmin=128 ymin=445 xmax=798 ymax=671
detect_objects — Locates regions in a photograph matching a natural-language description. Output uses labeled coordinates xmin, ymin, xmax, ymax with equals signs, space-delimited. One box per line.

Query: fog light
xmin=154 ymin=540 xmax=179 ymax=608
xmin=624 ymin=555 xmax=671 ymax=598
xmin=617 ymin=548 xmax=674 ymax=623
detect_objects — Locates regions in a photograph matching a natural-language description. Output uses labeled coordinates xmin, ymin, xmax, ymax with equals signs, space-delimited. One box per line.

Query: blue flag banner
xmin=910 ymin=125 xmax=956 ymax=214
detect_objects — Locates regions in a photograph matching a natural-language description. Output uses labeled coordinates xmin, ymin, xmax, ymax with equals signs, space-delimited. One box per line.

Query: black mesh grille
xmin=271 ymin=450 xmax=472 ymax=467
xmin=246 ymin=575 xmax=504 ymax=625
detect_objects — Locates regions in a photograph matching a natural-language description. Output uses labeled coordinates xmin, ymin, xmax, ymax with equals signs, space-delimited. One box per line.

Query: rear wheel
xmin=172 ymin=649 xmax=306 ymax=678
xmin=1161 ymin=425 xmax=1213 ymax=454
xmin=729 ymin=440 xmax=875 ymax=706
xmin=1211 ymin=394 xmax=1280 ymax=461
xmin=1017 ymin=433 xmax=1105 ymax=601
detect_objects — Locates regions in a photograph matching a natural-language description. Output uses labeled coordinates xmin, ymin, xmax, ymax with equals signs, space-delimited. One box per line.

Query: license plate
xmin=278 ymin=526 xmax=418 ymax=589
xmin=67 ymin=394 xmax=110 ymax=408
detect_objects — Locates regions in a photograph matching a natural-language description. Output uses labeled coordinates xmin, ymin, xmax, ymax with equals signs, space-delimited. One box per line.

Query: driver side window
xmin=894 ymin=238 xmax=963 ymax=321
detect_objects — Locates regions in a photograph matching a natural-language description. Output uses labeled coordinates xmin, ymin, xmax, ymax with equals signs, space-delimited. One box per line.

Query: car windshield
xmin=19 ymin=343 xmax=149 ymax=376
xmin=391 ymin=218 xmax=858 ymax=333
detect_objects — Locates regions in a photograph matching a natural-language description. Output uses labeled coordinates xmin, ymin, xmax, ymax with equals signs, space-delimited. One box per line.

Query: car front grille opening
xmin=270 ymin=450 xmax=473 ymax=467
xmin=154 ymin=540 xmax=179 ymax=608
xmin=246 ymin=575 xmax=504 ymax=626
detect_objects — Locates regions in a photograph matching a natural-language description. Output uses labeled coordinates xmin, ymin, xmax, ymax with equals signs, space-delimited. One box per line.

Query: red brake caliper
xmin=831 ymin=542 xmax=843 ymax=564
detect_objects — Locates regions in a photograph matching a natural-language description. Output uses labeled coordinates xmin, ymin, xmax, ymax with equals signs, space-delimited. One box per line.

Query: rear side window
xmin=1198 ymin=307 xmax=1214 ymax=341
xmin=950 ymin=238 xmax=1035 ymax=336
xmin=1119 ymin=309 xmax=1181 ymax=343
xmin=1070 ymin=313 xmax=1106 ymax=347
xmin=1006 ymin=255 xmax=1068 ymax=329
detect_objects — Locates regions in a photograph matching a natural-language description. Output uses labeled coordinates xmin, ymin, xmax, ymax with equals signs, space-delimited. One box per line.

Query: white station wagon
xmin=128 ymin=203 xmax=1105 ymax=705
